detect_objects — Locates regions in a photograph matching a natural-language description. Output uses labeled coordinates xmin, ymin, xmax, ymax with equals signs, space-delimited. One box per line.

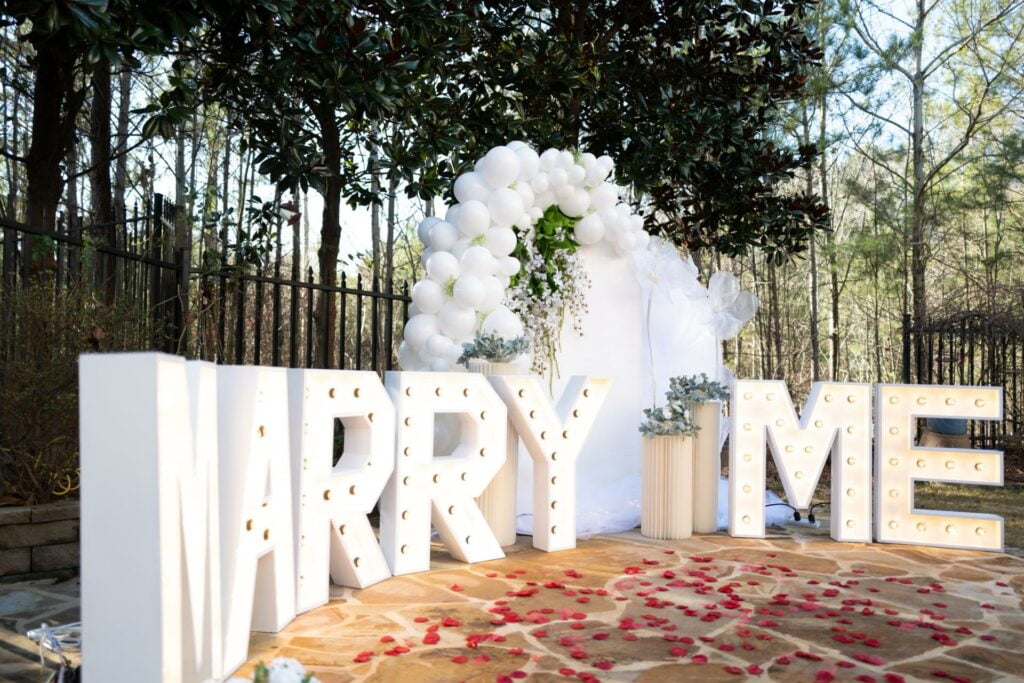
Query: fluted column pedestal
xmin=641 ymin=435 xmax=694 ymax=540
xmin=691 ymin=401 xmax=722 ymax=533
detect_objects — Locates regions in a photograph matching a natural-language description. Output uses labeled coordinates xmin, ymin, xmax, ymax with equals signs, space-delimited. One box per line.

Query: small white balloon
xmin=456 ymin=199 xmax=490 ymax=237
xmin=453 ymin=172 xmax=491 ymax=203
xmin=558 ymin=151 xmax=575 ymax=169
xmin=515 ymin=213 xmax=532 ymax=230
xmin=548 ymin=167 xmax=568 ymax=190
xmin=567 ymin=164 xmax=586 ymax=185
xmin=460 ymin=245 xmax=498 ymax=277
xmin=485 ymin=226 xmax=517 ymax=256
xmin=427 ymin=220 xmax=458 ymax=251
xmin=597 ymin=154 xmax=614 ymax=172
xmin=404 ymin=313 xmax=439 ymax=349
xmin=528 ymin=206 xmax=544 ymax=221
xmin=497 ymin=255 xmax=522 ymax=277
xmin=426 ymin=333 xmax=454 ymax=358
xmin=634 ymin=230 xmax=651 ymax=249
xmin=581 ymin=152 xmax=597 ymax=170
xmin=420 ymin=247 xmax=434 ymax=267
xmin=533 ymin=191 xmax=556 ymax=211
xmin=506 ymin=140 xmax=529 ymax=151
xmin=531 ymin=172 xmax=550 ymax=193
xmin=426 ymin=251 xmax=459 ymax=283
xmin=411 ymin=279 xmax=444 ymax=314
xmin=397 ymin=341 xmax=421 ymax=370
xmin=445 ymin=341 xmax=466 ymax=365
xmin=515 ymin=182 xmax=535 ymax=210
xmin=478 ymin=275 xmax=505 ymax=313
xmin=450 ymin=237 xmax=471 ymax=260
xmin=453 ymin=274 xmax=486 ymax=308
xmin=629 ymin=215 xmax=646 ymax=232
xmin=417 ymin=217 xmax=439 ymax=246
xmin=438 ymin=301 xmax=478 ymax=339
xmin=590 ymin=182 xmax=618 ymax=209
xmin=558 ymin=188 xmax=590 ymax=217
xmin=444 ymin=204 xmax=460 ymax=226
xmin=516 ymin=146 xmax=540 ymax=181
xmin=407 ymin=303 xmax=421 ymax=318
xmin=574 ymin=213 xmax=605 ymax=245
xmin=539 ymin=148 xmax=561 ymax=170
xmin=487 ymin=188 xmax=525 ymax=226
xmin=480 ymin=146 xmax=520 ymax=188
xmin=616 ymin=231 xmax=637 ymax=253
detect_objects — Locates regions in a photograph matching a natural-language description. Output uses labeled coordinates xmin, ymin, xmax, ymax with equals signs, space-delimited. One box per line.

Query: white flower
xmin=706 ymin=271 xmax=758 ymax=340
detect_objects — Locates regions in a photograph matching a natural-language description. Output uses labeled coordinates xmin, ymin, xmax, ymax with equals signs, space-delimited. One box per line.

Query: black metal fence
xmin=0 ymin=195 xmax=411 ymax=374
xmin=902 ymin=312 xmax=1024 ymax=466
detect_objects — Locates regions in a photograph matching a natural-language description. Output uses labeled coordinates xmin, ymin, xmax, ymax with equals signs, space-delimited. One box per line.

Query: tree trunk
xmin=767 ymin=259 xmax=784 ymax=379
xmin=316 ymin=106 xmax=342 ymax=367
xmin=370 ymin=146 xmax=381 ymax=283
xmin=802 ymin=101 xmax=821 ymax=382
xmin=910 ymin=0 xmax=927 ymax=379
xmin=113 ymin=69 xmax=131 ymax=236
xmin=89 ymin=58 xmax=115 ymax=301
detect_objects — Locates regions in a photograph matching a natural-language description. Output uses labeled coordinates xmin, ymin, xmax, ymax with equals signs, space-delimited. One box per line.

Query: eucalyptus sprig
xmin=639 ymin=373 xmax=729 ymax=438
xmin=459 ymin=331 xmax=530 ymax=366
xmin=668 ymin=373 xmax=730 ymax=403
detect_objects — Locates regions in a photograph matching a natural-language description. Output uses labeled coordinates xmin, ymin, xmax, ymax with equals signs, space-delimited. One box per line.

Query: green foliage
xmin=458 ymin=332 xmax=531 ymax=366
xmin=509 ymin=205 xmax=579 ymax=297
xmin=639 ymin=373 xmax=729 ymax=438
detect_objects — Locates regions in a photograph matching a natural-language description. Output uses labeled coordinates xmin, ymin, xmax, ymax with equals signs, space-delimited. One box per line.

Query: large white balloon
xmin=590 ymin=182 xmax=618 ymax=209
xmin=479 ymin=146 xmax=520 ymax=188
xmin=427 ymin=220 xmax=458 ymax=251
xmin=487 ymin=188 xmax=525 ymax=226
xmin=539 ymin=148 xmax=560 ymax=170
xmin=530 ymin=172 xmax=550 ymax=193
xmin=404 ymin=314 xmax=439 ymax=349
xmin=485 ymin=227 xmax=517 ymax=257
xmin=460 ymin=245 xmax=497 ymax=277
xmin=425 ymin=333 xmax=454 ymax=359
xmin=482 ymin=306 xmax=523 ymax=339
xmin=453 ymin=274 xmax=486 ymax=308
xmin=426 ymin=251 xmax=459 ymax=283
xmin=411 ymin=279 xmax=444 ymax=314
xmin=574 ymin=213 xmax=605 ymax=245
xmin=558 ymin=187 xmax=590 ymax=218
xmin=453 ymin=172 xmax=490 ymax=203
xmin=516 ymin=147 xmax=540 ymax=181
xmin=438 ymin=302 xmax=477 ymax=339
xmin=457 ymin=199 xmax=490 ymax=237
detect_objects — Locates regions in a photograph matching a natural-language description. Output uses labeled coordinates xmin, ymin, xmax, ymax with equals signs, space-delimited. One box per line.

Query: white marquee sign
xmin=79 ymin=352 xmax=1004 ymax=682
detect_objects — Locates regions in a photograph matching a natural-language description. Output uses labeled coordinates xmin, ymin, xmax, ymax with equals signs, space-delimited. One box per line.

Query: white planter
xmin=641 ymin=435 xmax=694 ymax=540
xmin=468 ymin=359 xmax=521 ymax=546
xmin=691 ymin=401 xmax=722 ymax=534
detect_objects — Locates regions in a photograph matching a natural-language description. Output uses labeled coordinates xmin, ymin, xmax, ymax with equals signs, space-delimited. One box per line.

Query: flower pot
xmin=691 ymin=401 xmax=722 ymax=534
xmin=468 ymin=359 xmax=522 ymax=546
xmin=641 ymin=435 xmax=694 ymax=540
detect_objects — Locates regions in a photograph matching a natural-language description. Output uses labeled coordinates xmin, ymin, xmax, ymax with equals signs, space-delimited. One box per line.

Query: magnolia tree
xmin=400 ymin=143 xmax=651 ymax=373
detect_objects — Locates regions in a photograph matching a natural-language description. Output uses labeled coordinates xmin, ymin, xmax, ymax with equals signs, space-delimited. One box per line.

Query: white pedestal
xmin=469 ymin=359 xmax=520 ymax=546
xmin=641 ymin=436 xmax=694 ymax=540
xmin=691 ymin=401 xmax=722 ymax=533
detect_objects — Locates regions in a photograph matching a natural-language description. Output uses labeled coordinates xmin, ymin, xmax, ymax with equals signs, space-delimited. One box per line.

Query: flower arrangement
xmin=227 ymin=658 xmax=320 ymax=683
xmin=400 ymin=143 xmax=651 ymax=374
xmin=458 ymin=331 xmax=531 ymax=366
xmin=639 ymin=374 xmax=730 ymax=437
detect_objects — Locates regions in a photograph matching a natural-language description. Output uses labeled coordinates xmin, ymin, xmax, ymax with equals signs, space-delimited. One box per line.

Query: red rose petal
xmin=595 ymin=661 xmax=614 ymax=670
xmin=451 ymin=655 xmax=468 ymax=664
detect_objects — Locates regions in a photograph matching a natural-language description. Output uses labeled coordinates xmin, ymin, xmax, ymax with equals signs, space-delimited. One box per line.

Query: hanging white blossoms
xmin=399 ymin=142 xmax=651 ymax=372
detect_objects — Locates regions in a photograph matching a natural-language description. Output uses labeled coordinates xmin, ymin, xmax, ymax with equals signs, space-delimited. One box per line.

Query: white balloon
xmin=411 ymin=279 xmax=444 ymax=314
xmin=417 ymin=217 xmax=439 ymax=246
xmin=453 ymin=274 xmax=486 ymax=308
xmin=430 ymin=358 xmax=451 ymax=372
xmin=450 ymin=237 xmax=471 ymax=260
xmin=454 ymin=172 xmax=491 ymax=203
xmin=457 ymin=199 xmax=490 ymax=237
xmin=485 ymin=226 xmax=517 ymax=256
xmin=539 ymin=148 xmax=561 ymax=170
xmin=558 ymin=151 xmax=575 ymax=169
xmin=634 ymin=230 xmax=651 ymax=249
xmin=438 ymin=301 xmax=478 ymax=339
xmin=558 ymin=188 xmax=590 ymax=217
xmin=478 ymin=275 xmax=505 ymax=313
xmin=460 ymin=245 xmax=497 ymax=277
xmin=590 ymin=182 xmax=618 ymax=209
xmin=629 ymin=215 xmax=646 ymax=232
xmin=404 ymin=313 xmax=439 ymax=349
xmin=567 ymin=164 xmax=586 ymax=185
xmin=497 ymin=255 xmax=522 ymax=277
xmin=581 ymin=152 xmax=597 ymax=170
xmin=516 ymin=147 xmax=540 ymax=181
xmin=420 ymin=247 xmax=434 ymax=267
xmin=533 ymin=191 xmax=556 ymax=211
xmin=426 ymin=333 xmax=454 ymax=358
xmin=597 ymin=154 xmax=614 ymax=172
xmin=480 ymin=146 xmax=520 ymax=188
xmin=528 ymin=206 xmax=544 ymax=221
xmin=548 ymin=167 xmax=568 ymax=190
xmin=427 ymin=220 xmax=458 ymax=251
xmin=482 ymin=306 xmax=523 ymax=339
xmin=574 ymin=213 xmax=605 ymax=245
xmin=531 ymin=172 xmax=550 ymax=193
xmin=407 ymin=303 xmax=421 ymax=318
xmin=445 ymin=341 xmax=466 ymax=365
xmin=426 ymin=251 xmax=459 ymax=283
xmin=444 ymin=204 xmax=460 ymax=226
xmin=397 ymin=341 xmax=421 ymax=370
xmin=506 ymin=140 xmax=529 ymax=151
xmin=487 ymin=188 xmax=525 ymax=226
xmin=515 ymin=213 xmax=532 ymax=230
xmin=515 ymin=182 xmax=535 ymax=210
xmin=616 ymin=231 xmax=637 ymax=253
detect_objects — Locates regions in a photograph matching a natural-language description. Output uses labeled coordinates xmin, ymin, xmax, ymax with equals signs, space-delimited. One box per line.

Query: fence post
xmin=901 ymin=312 xmax=912 ymax=384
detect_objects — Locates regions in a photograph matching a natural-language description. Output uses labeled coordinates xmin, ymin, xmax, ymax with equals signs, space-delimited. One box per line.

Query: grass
xmin=915 ymin=482 xmax=1024 ymax=550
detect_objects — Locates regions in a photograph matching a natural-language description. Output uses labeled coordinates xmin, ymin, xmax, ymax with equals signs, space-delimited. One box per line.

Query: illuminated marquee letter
xmin=218 ymin=366 xmax=296 ymax=673
xmin=489 ymin=376 xmax=610 ymax=552
xmin=289 ymin=369 xmax=395 ymax=613
xmin=875 ymin=384 xmax=1003 ymax=551
xmin=380 ymin=371 xmax=508 ymax=575
xmin=729 ymin=380 xmax=872 ymax=542
xmin=80 ymin=353 xmax=222 ymax=682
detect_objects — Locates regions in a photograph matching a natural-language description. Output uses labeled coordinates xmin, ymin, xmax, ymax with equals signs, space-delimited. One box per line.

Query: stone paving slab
xmin=1 ymin=525 xmax=1022 ymax=682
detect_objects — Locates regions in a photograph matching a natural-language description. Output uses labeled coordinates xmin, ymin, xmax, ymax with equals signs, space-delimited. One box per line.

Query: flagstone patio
xmin=1 ymin=522 xmax=1022 ymax=682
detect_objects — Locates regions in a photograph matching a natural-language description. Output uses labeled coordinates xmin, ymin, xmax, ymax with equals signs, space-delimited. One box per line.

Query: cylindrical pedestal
xmin=468 ymin=359 xmax=520 ymax=546
xmin=691 ymin=401 xmax=722 ymax=534
xmin=641 ymin=435 xmax=694 ymax=540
